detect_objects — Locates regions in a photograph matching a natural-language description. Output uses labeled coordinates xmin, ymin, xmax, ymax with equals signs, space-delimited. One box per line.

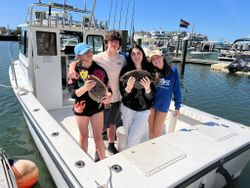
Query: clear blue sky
xmin=1 ymin=0 xmax=250 ymax=42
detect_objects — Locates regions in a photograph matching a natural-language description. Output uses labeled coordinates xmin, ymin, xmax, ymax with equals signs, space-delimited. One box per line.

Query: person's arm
xmin=173 ymin=67 xmax=182 ymax=111
xmin=119 ymin=75 xmax=135 ymax=99
xmin=119 ymin=67 xmax=134 ymax=98
xmin=140 ymin=76 xmax=153 ymax=99
xmin=68 ymin=61 xmax=79 ymax=80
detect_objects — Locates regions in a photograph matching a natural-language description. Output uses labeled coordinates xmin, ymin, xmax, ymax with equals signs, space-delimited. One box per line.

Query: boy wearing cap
xmin=68 ymin=43 xmax=112 ymax=161
xmin=148 ymin=50 xmax=182 ymax=139
xmin=69 ymin=30 xmax=126 ymax=155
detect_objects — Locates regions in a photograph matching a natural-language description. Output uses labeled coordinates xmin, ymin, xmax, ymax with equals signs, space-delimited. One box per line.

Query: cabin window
xmin=36 ymin=31 xmax=57 ymax=56
xmin=87 ymin=35 xmax=104 ymax=54
xmin=20 ymin=30 xmax=28 ymax=57
xmin=60 ymin=31 xmax=82 ymax=54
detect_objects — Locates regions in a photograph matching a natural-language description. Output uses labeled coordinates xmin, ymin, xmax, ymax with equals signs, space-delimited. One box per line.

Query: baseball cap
xmin=149 ymin=50 xmax=163 ymax=61
xmin=74 ymin=43 xmax=92 ymax=55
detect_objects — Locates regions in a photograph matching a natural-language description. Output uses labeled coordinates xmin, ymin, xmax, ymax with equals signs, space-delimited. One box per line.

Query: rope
xmin=124 ymin=0 xmax=131 ymax=29
xmin=0 ymin=84 xmax=30 ymax=95
xmin=0 ymin=84 xmax=13 ymax=88
xmin=107 ymin=0 xmax=113 ymax=28
xmin=130 ymin=0 xmax=135 ymax=44
xmin=118 ymin=0 xmax=124 ymax=30
xmin=112 ymin=0 xmax=119 ymax=29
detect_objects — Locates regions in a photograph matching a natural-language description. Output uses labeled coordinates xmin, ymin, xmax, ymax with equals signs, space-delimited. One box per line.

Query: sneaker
xmin=95 ymin=151 xmax=100 ymax=162
xmin=108 ymin=144 xmax=119 ymax=155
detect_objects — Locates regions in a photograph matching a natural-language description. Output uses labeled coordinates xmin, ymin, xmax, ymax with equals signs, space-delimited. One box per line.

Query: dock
xmin=211 ymin=63 xmax=250 ymax=76
xmin=172 ymin=57 xmax=227 ymax=65
xmin=171 ymin=57 xmax=250 ymax=76
xmin=0 ymin=35 xmax=18 ymax=41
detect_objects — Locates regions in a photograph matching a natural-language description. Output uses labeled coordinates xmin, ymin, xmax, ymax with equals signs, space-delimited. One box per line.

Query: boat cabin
xmin=18 ymin=2 xmax=107 ymax=110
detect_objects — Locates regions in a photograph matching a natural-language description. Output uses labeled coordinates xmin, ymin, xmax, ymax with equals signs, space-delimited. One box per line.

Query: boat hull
xmin=190 ymin=51 xmax=220 ymax=60
xmin=9 ymin=59 xmax=250 ymax=188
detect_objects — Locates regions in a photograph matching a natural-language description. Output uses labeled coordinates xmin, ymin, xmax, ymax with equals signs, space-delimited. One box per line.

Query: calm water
xmin=0 ymin=41 xmax=249 ymax=187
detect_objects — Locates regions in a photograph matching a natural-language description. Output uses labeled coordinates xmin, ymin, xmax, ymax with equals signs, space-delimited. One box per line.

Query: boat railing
xmin=9 ymin=43 xmax=18 ymax=88
xmin=0 ymin=148 xmax=18 ymax=188
xmin=25 ymin=2 xmax=108 ymax=31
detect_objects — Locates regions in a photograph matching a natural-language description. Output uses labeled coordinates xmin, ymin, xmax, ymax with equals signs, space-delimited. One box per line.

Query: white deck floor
xmin=48 ymin=104 xmax=202 ymax=161
xmin=49 ymin=107 xmax=118 ymax=160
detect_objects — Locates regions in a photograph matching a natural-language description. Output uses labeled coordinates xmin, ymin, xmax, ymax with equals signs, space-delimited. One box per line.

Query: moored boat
xmin=8 ymin=1 xmax=250 ymax=187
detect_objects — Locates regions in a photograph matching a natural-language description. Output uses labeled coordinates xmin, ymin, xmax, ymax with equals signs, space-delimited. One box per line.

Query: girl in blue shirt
xmin=148 ymin=50 xmax=182 ymax=139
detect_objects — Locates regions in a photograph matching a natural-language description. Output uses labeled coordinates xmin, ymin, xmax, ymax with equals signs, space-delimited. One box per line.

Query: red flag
xmin=179 ymin=19 xmax=190 ymax=28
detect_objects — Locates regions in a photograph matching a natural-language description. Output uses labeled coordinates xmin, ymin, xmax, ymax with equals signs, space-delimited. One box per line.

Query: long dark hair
xmin=125 ymin=44 xmax=152 ymax=72
xmin=160 ymin=57 xmax=173 ymax=77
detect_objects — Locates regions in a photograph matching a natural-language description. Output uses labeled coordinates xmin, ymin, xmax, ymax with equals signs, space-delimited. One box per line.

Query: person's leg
xmin=90 ymin=112 xmax=105 ymax=160
xmin=127 ymin=110 xmax=150 ymax=148
xmin=105 ymin=102 xmax=121 ymax=154
xmin=107 ymin=124 xmax=116 ymax=144
xmin=152 ymin=110 xmax=168 ymax=138
xmin=75 ymin=115 xmax=89 ymax=152
xmin=148 ymin=108 xmax=156 ymax=139
xmin=121 ymin=105 xmax=134 ymax=148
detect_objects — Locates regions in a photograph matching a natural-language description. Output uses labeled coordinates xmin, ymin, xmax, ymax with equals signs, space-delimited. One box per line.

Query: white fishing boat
xmin=8 ymin=1 xmax=250 ymax=187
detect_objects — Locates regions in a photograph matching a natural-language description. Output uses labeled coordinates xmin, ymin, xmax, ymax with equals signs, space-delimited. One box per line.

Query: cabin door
xmin=32 ymin=29 xmax=62 ymax=110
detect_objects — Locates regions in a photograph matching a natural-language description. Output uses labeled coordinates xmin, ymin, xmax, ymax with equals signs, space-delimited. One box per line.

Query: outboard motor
xmin=227 ymin=56 xmax=250 ymax=73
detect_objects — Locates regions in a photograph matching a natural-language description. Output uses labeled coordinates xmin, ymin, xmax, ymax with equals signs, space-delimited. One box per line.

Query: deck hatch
xmin=121 ymin=139 xmax=186 ymax=176
xmin=197 ymin=123 xmax=238 ymax=142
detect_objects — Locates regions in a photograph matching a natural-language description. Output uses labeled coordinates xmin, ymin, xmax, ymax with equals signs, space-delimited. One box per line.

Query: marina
xmin=1 ymin=41 xmax=250 ymax=187
xmin=1 ymin=1 xmax=250 ymax=188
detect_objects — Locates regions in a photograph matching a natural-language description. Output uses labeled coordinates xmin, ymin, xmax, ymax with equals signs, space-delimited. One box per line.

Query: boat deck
xmin=49 ymin=107 xmax=114 ymax=160
xmin=48 ymin=104 xmax=202 ymax=161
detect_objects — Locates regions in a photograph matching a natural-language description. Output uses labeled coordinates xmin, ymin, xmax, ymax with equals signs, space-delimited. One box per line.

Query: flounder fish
xmin=88 ymin=75 xmax=108 ymax=103
xmin=120 ymin=70 xmax=156 ymax=89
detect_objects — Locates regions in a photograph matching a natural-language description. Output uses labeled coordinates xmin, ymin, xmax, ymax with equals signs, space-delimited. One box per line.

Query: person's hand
xmin=82 ymin=79 xmax=96 ymax=92
xmin=140 ymin=76 xmax=151 ymax=93
xmin=67 ymin=71 xmax=80 ymax=84
xmin=68 ymin=71 xmax=80 ymax=80
xmin=101 ymin=92 xmax=112 ymax=105
xmin=173 ymin=109 xmax=180 ymax=117
xmin=125 ymin=76 xmax=135 ymax=93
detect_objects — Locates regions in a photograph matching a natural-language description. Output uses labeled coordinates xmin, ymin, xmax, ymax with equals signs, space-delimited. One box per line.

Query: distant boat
xmin=227 ymin=56 xmax=250 ymax=73
xmin=219 ymin=38 xmax=250 ymax=62
xmin=189 ymin=41 xmax=221 ymax=60
xmin=8 ymin=1 xmax=250 ymax=187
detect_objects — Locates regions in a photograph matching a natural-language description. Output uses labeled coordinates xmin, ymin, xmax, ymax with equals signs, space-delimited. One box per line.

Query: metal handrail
xmin=0 ymin=148 xmax=18 ymax=188
xmin=26 ymin=1 xmax=101 ymax=29
xmin=9 ymin=43 xmax=18 ymax=88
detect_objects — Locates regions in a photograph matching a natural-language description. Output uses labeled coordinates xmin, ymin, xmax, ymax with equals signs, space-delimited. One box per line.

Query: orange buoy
xmin=11 ymin=160 xmax=39 ymax=188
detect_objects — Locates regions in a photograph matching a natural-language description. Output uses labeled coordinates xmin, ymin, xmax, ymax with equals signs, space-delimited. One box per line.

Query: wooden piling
xmin=137 ymin=38 xmax=142 ymax=46
xmin=175 ymin=34 xmax=180 ymax=57
xmin=119 ymin=30 xmax=128 ymax=52
xmin=180 ymin=39 xmax=188 ymax=76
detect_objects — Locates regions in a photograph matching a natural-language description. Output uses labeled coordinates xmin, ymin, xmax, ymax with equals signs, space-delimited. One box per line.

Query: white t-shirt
xmin=93 ymin=52 xmax=126 ymax=103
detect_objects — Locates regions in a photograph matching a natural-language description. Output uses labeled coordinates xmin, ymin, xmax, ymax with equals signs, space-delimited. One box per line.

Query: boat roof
xmin=22 ymin=1 xmax=107 ymax=31
xmin=233 ymin=38 xmax=250 ymax=44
